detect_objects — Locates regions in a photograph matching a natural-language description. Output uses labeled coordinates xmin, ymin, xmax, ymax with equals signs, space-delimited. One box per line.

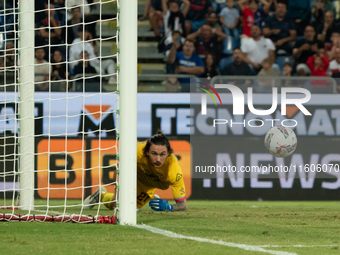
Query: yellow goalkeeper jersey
xmin=136 ymin=142 xmax=186 ymax=202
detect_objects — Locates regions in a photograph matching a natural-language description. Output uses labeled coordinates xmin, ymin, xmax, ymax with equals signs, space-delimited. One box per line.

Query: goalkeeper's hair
xmin=143 ymin=131 xmax=173 ymax=156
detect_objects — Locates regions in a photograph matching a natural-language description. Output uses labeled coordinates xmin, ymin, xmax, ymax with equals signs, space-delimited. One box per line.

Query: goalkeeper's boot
xmin=83 ymin=186 xmax=107 ymax=210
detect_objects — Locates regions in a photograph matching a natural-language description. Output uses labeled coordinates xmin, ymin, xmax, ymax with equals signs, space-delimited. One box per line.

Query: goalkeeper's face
xmin=146 ymin=144 xmax=169 ymax=168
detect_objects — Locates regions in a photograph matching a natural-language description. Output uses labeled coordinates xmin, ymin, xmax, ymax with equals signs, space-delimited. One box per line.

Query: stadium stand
xmin=1 ymin=0 xmax=340 ymax=92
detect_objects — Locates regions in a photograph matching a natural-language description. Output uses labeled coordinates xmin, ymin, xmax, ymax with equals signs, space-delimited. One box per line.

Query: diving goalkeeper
xmin=84 ymin=131 xmax=187 ymax=212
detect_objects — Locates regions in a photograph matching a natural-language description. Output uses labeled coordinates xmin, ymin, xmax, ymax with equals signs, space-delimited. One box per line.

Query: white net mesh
xmin=1 ymin=0 xmax=120 ymax=223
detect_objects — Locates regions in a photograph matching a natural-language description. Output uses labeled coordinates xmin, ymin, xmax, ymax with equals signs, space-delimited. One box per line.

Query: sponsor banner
xmin=37 ymin=139 xmax=88 ymax=199
xmin=0 ymin=102 xmax=43 ymax=135
xmin=152 ymin=94 xmax=340 ymax=137
xmin=0 ymin=92 xmax=189 ymax=138
xmin=190 ymin=103 xmax=340 ymax=137
xmin=36 ymin=138 xmax=191 ymax=200
xmin=1 ymin=93 xmax=339 ymax=137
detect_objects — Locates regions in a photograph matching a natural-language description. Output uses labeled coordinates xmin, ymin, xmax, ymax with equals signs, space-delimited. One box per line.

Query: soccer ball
xmin=264 ymin=125 xmax=297 ymax=158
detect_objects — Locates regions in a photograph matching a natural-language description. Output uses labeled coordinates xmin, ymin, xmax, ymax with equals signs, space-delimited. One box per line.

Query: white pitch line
xmin=257 ymin=245 xmax=339 ymax=248
xmin=134 ymin=224 xmax=297 ymax=255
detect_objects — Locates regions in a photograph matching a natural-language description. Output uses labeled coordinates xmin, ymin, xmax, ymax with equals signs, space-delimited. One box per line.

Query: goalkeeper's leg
xmin=83 ymin=190 xmax=115 ymax=210
xmin=101 ymin=192 xmax=115 ymax=210
xmin=98 ymin=181 xmax=155 ymax=210
xmin=83 ymin=186 xmax=107 ymax=209
xmin=84 ymin=179 xmax=156 ymax=210
xmin=136 ymin=180 xmax=155 ymax=209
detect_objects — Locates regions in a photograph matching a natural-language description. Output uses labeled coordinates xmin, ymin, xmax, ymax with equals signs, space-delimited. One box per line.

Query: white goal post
xmin=118 ymin=0 xmax=137 ymax=225
xmin=18 ymin=0 xmax=35 ymax=212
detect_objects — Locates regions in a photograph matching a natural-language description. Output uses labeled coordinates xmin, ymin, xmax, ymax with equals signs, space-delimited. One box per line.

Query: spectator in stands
xmin=293 ymin=25 xmax=324 ymax=76
xmin=163 ymin=30 xmax=184 ymax=54
xmin=163 ymin=30 xmax=185 ymax=73
xmin=206 ymin=11 xmax=220 ymax=29
xmin=162 ymin=0 xmax=190 ymax=38
xmin=326 ymin=32 xmax=340 ymax=60
xmin=283 ymin=62 xmax=293 ymax=77
xmin=185 ymin=0 xmax=213 ymax=35
xmin=53 ymin=0 xmax=65 ymax=6
xmin=149 ymin=0 xmax=164 ymax=38
xmin=69 ymin=27 xmax=94 ymax=69
xmin=238 ymin=0 xmax=270 ymax=40
xmin=333 ymin=0 xmax=340 ymax=20
xmin=219 ymin=0 xmax=239 ymax=48
xmin=0 ymin=56 xmax=4 ymax=70
xmin=306 ymin=53 xmax=331 ymax=91
xmin=328 ymin=48 xmax=340 ymax=76
xmin=65 ymin=0 xmax=96 ymax=40
xmin=221 ymin=48 xmax=253 ymax=89
xmin=38 ymin=3 xmax=63 ymax=45
xmin=3 ymin=42 xmax=16 ymax=68
xmin=316 ymin=11 xmax=338 ymax=44
xmin=51 ymin=50 xmax=68 ymax=81
xmin=0 ymin=3 xmax=15 ymax=41
xmin=0 ymin=42 xmax=16 ymax=90
xmin=66 ymin=0 xmax=90 ymax=19
xmin=287 ymin=0 xmax=311 ymax=36
xmin=221 ymin=47 xmax=252 ymax=75
xmin=167 ymin=39 xmax=204 ymax=92
xmin=328 ymin=49 xmax=340 ymax=92
xmin=74 ymin=51 xmax=101 ymax=91
xmin=306 ymin=54 xmax=329 ymax=77
xmin=34 ymin=47 xmax=50 ymax=91
xmin=206 ymin=11 xmax=224 ymax=60
xmin=161 ymin=76 xmax=181 ymax=92
xmin=281 ymin=62 xmax=293 ymax=87
xmin=73 ymin=51 xmax=97 ymax=76
xmin=334 ymin=0 xmax=340 ymax=20
xmin=35 ymin=0 xmax=48 ymax=22
xmin=257 ymin=57 xmax=278 ymax=92
xmin=69 ymin=26 xmax=116 ymax=83
xmin=241 ymin=25 xmax=276 ymax=74
xmin=311 ymin=0 xmax=333 ymax=26
xmin=187 ymin=24 xmax=226 ymax=60
xmin=64 ymin=6 xmax=83 ymax=44
xmin=51 ymin=0 xmax=65 ymax=21
xmin=163 ymin=30 xmax=184 ymax=53
xmin=264 ymin=0 xmax=276 ymax=15
xmin=212 ymin=0 xmax=226 ymax=13
xmin=258 ymin=57 xmax=278 ymax=76
xmin=202 ymin=53 xmax=218 ymax=80
xmin=139 ymin=0 xmax=151 ymax=21
xmin=263 ymin=1 xmax=297 ymax=55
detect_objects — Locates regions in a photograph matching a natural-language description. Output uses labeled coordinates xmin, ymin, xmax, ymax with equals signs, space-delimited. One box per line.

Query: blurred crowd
xmin=145 ymin=0 xmax=340 ymax=92
xmin=0 ymin=0 xmax=116 ymax=91
xmin=1 ymin=0 xmax=340 ymax=92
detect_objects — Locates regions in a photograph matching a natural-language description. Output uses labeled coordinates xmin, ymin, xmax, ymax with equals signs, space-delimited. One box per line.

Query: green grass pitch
xmin=1 ymin=200 xmax=340 ymax=255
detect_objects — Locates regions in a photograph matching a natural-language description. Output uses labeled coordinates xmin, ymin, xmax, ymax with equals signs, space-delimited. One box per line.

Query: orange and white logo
xmin=83 ymin=104 xmax=113 ymax=126
xmin=79 ymin=104 xmax=116 ymax=137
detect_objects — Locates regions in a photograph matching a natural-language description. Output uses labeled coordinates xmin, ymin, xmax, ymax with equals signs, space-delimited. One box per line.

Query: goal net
xmin=0 ymin=0 xmax=137 ymax=224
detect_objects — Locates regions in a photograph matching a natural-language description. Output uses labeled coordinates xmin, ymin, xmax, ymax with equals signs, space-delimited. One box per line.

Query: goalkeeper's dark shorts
xmin=136 ymin=180 xmax=156 ymax=208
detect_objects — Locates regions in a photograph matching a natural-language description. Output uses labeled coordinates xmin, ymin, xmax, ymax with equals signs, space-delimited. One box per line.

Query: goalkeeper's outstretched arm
xmin=149 ymin=195 xmax=187 ymax=212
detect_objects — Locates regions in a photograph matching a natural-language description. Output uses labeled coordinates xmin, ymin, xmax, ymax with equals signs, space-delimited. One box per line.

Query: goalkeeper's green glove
xmin=149 ymin=198 xmax=173 ymax=212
